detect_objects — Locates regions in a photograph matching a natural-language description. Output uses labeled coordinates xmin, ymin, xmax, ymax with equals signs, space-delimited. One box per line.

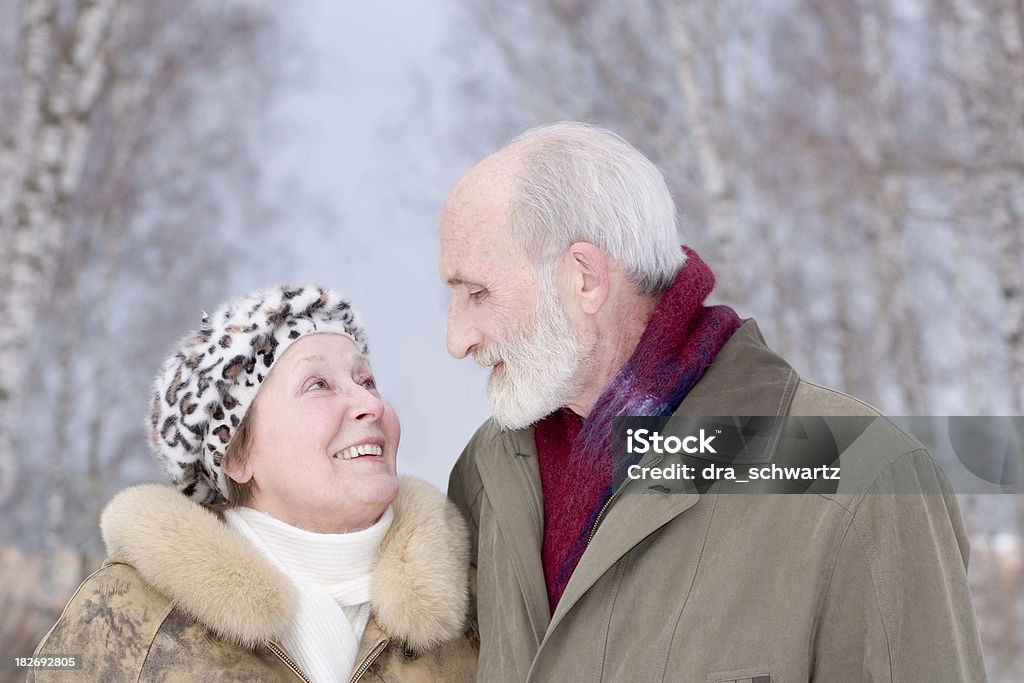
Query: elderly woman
xmin=31 ymin=285 xmax=477 ymax=682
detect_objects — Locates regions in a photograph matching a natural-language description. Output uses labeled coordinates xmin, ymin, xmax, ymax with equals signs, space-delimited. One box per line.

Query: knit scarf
xmin=224 ymin=506 xmax=393 ymax=683
xmin=536 ymin=247 xmax=741 ymax=611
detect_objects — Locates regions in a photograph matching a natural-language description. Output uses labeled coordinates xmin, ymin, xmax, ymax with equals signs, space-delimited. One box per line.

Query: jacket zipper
xmin=267 ymin=641 xmax=311 ymax=683
xmin=586 ymin=454 xmax=666 ymax=546
xmin=349 ymin=639 xmax=389 ymax=683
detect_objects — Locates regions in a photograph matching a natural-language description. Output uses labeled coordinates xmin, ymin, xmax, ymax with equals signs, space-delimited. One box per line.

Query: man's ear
xmin=564 ymin=241 xmax=610 ymax=315
xmin=222 ymin=452 xmax=253 ymax=485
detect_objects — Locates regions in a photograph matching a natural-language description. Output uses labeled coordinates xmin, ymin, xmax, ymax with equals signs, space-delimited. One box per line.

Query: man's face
xmin=439 ymin=165 xmax=594 ymax=429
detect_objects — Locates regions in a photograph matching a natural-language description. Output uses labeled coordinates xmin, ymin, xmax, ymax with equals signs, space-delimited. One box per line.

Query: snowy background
xmin=1 ymin=0 xmax=1022 ymax=679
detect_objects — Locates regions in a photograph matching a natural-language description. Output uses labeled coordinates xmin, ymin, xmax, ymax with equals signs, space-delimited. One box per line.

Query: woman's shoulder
xmin=45 ymin=560 xmax=174 ymax=643
xmin=32 ymin=560 xmax=175 ymax=681
xmin=99 ymin=484 xmax=297 ymax=649
xmin=33 ymin=559 xmax=304 ymax=682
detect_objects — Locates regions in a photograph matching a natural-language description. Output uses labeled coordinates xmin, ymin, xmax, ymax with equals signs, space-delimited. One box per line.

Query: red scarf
xmin=536 ymin=247 xmax=740 ymax=611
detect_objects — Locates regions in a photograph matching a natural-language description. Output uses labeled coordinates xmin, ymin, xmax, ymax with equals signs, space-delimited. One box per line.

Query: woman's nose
xmin=349 ymin=386 xmax=385 ymax=421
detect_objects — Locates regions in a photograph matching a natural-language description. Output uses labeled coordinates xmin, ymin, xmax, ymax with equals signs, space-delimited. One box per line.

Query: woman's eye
xmin=306 ymin=378 xmax=328 ymax=392
xmin=469 ymin=289 xmax=487 ymax=302
xmin=361 ymin=376 xmax=377 ymax=390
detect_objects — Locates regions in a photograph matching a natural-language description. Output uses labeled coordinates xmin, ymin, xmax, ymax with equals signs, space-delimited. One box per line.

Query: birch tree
xmin=857 ymin=0 xmax=928 ymax=412
xmin=934 ymin=0 xmax=1024 ymax=414
xmin=937 ymin=0 xmax=989 ymax=413
xmin=668 ymin=0 xmax=743 ymax=303
xmin=0 ymin=0 xmax=118 ymax=506
xmin=0 ymin=0 xmax=279 ymax=663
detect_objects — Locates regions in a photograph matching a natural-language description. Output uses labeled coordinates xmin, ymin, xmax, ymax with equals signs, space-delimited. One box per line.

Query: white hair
xmin=503 ymin=122 xmax=685 ymax=294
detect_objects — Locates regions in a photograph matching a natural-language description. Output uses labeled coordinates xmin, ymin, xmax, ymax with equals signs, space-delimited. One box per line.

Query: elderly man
xmin=440 ymin=122 xmax=985 ymax=682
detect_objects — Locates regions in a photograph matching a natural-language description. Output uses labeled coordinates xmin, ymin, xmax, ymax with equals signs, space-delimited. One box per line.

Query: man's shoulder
xmin=789 ymin=378 xmax=925 ymax=453
xmin=789 ymin=379 xmax=885 ymax=418
xmin=787 ymin=380 xmax=950 ymax=503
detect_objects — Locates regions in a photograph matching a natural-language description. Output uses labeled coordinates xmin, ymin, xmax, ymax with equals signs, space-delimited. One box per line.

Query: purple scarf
xmin=536 ymin=247 xmax=741 ymax=610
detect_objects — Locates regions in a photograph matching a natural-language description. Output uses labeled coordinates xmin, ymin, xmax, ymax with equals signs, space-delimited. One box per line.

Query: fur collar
xmin=100 ymin=475 xmax=469 ymax=653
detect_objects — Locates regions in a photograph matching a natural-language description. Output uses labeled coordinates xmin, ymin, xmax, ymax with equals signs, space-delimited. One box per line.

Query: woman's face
xmin=226 ymin=333 xmax=400 ymax=533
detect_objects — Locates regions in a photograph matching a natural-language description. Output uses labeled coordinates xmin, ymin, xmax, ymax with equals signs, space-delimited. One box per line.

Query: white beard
xmin=474 ymin=284 xmax=595 ymax=430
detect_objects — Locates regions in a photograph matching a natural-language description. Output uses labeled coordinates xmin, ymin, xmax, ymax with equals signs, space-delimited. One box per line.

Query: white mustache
xmin=473 ymin=348 xmax=502 ymax=368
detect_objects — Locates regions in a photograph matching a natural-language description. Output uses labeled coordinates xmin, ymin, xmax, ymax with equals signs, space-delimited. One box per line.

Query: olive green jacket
xmin=449 ymin=321 xmax=986 ymax=682
xmin=31 ymin=476 xmax=478 ymax=682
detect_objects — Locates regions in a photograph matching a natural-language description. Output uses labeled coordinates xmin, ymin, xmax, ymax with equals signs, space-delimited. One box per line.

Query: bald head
xmin=440 ymin=149 xmax=521 ymax=250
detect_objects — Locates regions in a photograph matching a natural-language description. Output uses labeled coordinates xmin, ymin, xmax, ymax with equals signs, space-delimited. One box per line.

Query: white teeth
xmin=334 ymin=443 xmax=383 ymax=460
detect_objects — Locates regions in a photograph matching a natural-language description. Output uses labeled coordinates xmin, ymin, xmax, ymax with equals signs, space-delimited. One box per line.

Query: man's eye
xmin=469 ymin=289 xmax=487 ymax=302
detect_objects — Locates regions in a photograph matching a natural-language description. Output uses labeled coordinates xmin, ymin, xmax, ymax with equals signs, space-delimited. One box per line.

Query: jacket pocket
xmin=706 ymin=667 xmax=772 ymax=683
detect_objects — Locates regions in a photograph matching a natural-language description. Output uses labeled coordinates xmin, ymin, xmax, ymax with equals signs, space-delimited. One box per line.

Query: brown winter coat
xmin=30 ymin=476 xmax=478 ymax=682
xmin=449 ymin=320 xmax=986 ymax=682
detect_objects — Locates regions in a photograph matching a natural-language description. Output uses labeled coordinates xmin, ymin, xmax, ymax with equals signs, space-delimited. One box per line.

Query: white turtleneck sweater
xmin=224 ymin=506 xmax=394 ymax=683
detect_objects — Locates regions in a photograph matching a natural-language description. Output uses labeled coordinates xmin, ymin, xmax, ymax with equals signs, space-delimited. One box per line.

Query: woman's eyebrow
xmin=295 ymin=353 xmax=368 ymax=372
xmin=294 ymin=354 xmax=328 ymax=366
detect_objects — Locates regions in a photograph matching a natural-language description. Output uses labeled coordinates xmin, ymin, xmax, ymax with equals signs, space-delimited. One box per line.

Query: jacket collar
xmin=678 ymin=319 xmax=800 ymax=416
xmin=100 ymin=475 xmax=469 ymax=653
xmin=474 ymin=426 xmax=549 ymax=647
xmin=476 ymin=319 xmax=799 ymax=644
xmin=549 ymin=320 xmax=800 ymax=628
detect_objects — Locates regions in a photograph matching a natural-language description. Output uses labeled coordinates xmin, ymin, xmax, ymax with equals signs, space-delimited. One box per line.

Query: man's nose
xmin=446 ymin=298 xmax=481 ymax=359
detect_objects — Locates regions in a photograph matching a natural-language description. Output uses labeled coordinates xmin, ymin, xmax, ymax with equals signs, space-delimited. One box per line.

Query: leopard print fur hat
xmin=148 ymin=285 xmax=368 ymax=506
